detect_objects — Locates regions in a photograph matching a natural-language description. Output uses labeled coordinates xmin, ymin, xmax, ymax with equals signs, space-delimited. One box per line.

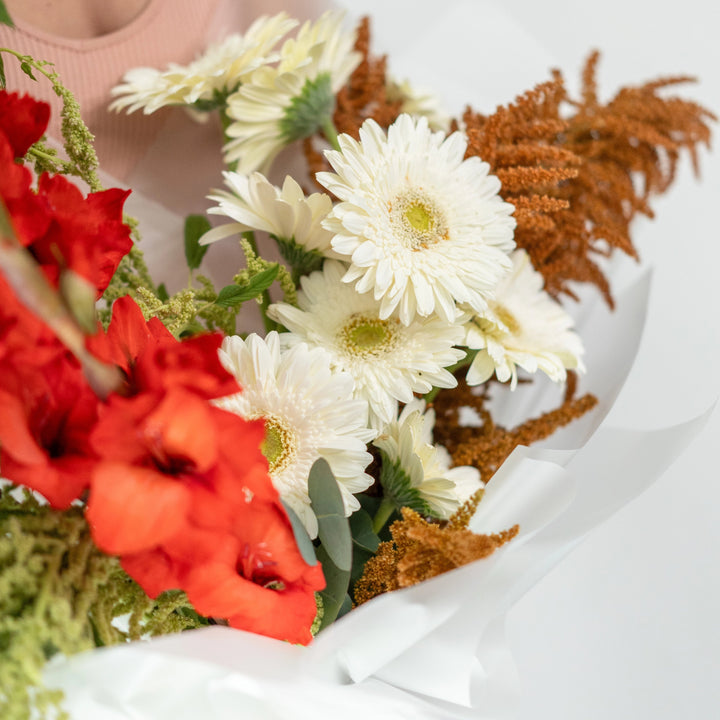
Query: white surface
xmin=332 ymin=1 xmax=720 ymax=718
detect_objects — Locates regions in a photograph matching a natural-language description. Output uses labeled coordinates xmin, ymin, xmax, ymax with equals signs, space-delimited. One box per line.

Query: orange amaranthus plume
xmin=354 ymin=508 xmax=519 ymax=605
xmin=461 ymin=52 xmax=715 ymax=306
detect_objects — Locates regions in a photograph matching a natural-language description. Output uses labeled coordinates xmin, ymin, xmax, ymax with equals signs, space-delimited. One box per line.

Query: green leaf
xmin=316 ymin=544 xmax=350 ymax=631
xmin=0 ymin=1 xmax=14 ymax=28
xmin=157 ymin=283 xmax=169 ymax=302
xmin=215 ymin=265 xmax=280 ymax=308
xmin=337 ymin=593 xmax=353 ymax=619
xmin=0 ymin=55 xmax=6 ymax=90
xmin=183 ymin=214 xmax=212 ymax=271
xmin=20 ymin=61 xmax=36 ymax=81
xmin=281 ymin=499 xmax=317 ymax=567
xmin=350 ymin=509 xmax=380 ymax=554
xmin=378 ymin=449 xmax=434 ymax=516
xmin=349 ymin=509 xmax=381 ymax=585
xmin=308 ymin=458 xmax=352 ymax=572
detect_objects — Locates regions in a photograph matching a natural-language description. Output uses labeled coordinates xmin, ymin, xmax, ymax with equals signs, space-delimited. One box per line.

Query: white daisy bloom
xmin=464 ymin=249 xmax=586 ymax=389
xmin=216 ymin=332 xmax=375 ymax=538
xmin=374 ymin=399 xmax=483 ymax=520
xmin=385 ymin=76 xmax=451 ymax=132
xmin=223 ymin=10 xmax=361 ymax=172
xmin=268 ymin=260 xmax=466 ymax=429
xmin=110 ymin=13 xmax=297 ymax=114
xmin=317 ymin=114 xmax=516 ymax=327
xmin=200 ymin=171 xmax=338 ymax=258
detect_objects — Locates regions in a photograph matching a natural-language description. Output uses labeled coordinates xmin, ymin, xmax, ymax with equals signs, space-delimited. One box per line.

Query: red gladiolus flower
xmin=86 ymin=295 xmax=325 ymax=644
xmin=0 ymin=349 xmax=100 ymax=508
xmin=0 ymin=90 xmax=50 ymax=158
xmin=0 ymin=132 xmax=52 ymax=244
xmin=29 ymin=175 xmax=132 ymax=295
xmin=121 ymin=502 xmax=325 ymax=646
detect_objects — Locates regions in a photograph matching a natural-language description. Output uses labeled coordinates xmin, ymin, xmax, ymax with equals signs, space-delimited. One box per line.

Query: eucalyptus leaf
xmin=348 ymin=509 xmax=381 ymax=585
xmin=308 ymin=458 xmax=352 ymax=572
xmin=337 ymin=593 xmax=353 ymax=620
xmin=281 ymin=499 xmax=317 ymax=567
xmin=183 ymin=214 xmax=211 ymax=271
xmin=316 ymin=544 xmax=350 ymax=631
xmin=349 ymin=509 xmax=380 ymax=554
xmin=215 ymin=265 xmax=279 ymax=308
xmin=0 ymin=1 xmax=13 ymax=28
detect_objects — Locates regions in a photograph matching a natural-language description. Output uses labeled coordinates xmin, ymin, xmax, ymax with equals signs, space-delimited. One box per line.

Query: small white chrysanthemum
xmin=317 ymin=114 xmax=516 ymax=326
xmin=110 ymin=13 xmax=297 ymax=114
xmin=464 ymin=249 xmax=585 ymax=389
xmin=374 ymin=399 xmax=482 ymax=520
xmin=200 ymin=171 xmax=338 ymax=259
xmin=268 ymin=260 xmax=466 ymax=429
xmin=223 ymin=10 xmax=361 ymax=172
xmin=385 ymin=76 xmax=450 ymax=132
xmin=216 ymin=332 xmax=375 ymax=537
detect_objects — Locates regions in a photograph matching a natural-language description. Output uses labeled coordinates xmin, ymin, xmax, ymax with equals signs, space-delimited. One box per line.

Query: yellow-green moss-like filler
xmin=0 ymin=487 xmax=209 ymax=720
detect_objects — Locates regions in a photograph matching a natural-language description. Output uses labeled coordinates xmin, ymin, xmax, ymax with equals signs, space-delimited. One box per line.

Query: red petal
xmin=87 ymin=463 xmax=190 ymax=555
xmin=0 ymin=91 xmax=50 ymax=158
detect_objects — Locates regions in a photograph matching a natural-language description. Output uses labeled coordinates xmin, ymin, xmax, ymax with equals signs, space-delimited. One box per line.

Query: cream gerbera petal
xmin=385 ymin=76 xmax=451 ymax=132
xmin=201 ymin=171 xmax=339 ymax=261
xmin=216 ymin=332 xmax=375 ymax=537
xmin=268 ymin=260 xmax=466 ymax=429
xmin=110 ymin=13 xmax=297 ymax=114
xmin=464 ymin=249 xmax=586 ymax=389
xmin=374 ymin=399 xmax=483 ymax=520
xmin=223 ymin=10 xmax=361 ymax=172
xmin=317 ymin=114 xmax=516 ymax=326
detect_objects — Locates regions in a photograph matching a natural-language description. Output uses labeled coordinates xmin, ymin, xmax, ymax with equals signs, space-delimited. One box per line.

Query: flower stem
xmin=242 ymin=232 xmax=277 ymax=335
xmin=372 ymin=497 xmax=396 ymax=535
xmin=321 ymin=117 xmax=341 ymax=151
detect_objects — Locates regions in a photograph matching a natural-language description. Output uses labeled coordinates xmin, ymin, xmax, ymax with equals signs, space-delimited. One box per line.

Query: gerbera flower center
xmin=339 ymin=313 xmax=398 ymax=357
xmin=261 ymin=415 xmax=297 ymax=474
xmin=492 ymin=303 xmax=521 ymax=335
xmin=390 ymin=189 xmax=448 ymax=250
xmin=475 ymin=303 xmax=521 ymax=337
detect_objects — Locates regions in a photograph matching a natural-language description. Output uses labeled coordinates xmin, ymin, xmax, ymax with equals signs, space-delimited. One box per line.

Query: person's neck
xmin=5 ymin=0 xmax=152 ymax=39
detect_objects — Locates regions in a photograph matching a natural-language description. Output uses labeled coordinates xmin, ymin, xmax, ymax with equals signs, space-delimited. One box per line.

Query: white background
xmin=333 ymin=1 xmax=719 ymax=717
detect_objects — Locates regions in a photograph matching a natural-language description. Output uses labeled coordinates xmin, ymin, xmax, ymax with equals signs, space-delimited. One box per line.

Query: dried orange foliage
xmin=354 ymin=508 xmax=519 ymax=605
xmin=333 ymin=17 xmax=403 ymax=139
xmin=432 ymin=381 xmax=597 ymax=480
xmin=462 ymin=53 xmax=715 ymax=305
xmin=303 ymin=17 xmax=402 ymax=187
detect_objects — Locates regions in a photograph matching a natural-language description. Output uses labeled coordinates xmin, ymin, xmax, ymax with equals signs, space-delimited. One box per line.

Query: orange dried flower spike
xmin=354 ymin=508 xmax=519 ymax=605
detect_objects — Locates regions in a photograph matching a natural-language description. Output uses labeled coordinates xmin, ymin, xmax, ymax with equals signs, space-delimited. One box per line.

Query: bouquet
xmin=0 ymin=5 xmax=714 ymax=718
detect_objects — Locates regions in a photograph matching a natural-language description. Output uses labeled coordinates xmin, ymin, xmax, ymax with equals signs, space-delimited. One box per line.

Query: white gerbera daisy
xmin=268 ymin=260 xmax=466 ymax=429
xmin=223 ymin=10 xmax=361 ymax=172
xmin=317 ymin=114 xmax=516 ymax=326
xmin=110 ymin=13 xmax=297 ymax=114
xmin=200 ymin=171 xmax=338 ymax=262
xmin=385 ymin=76 xmax=450 ymax=132
xmin=216 ymin=332 xmax=375 ymax=537
xmin=464 ymin=249 xmax=585 ymax=389
xmin=374 ymin=399 xmax=482 ymax=520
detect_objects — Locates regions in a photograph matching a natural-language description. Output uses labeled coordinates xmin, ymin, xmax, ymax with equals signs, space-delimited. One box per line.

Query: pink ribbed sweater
xmin=0 ymin=0 xmax=325 ymax=213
